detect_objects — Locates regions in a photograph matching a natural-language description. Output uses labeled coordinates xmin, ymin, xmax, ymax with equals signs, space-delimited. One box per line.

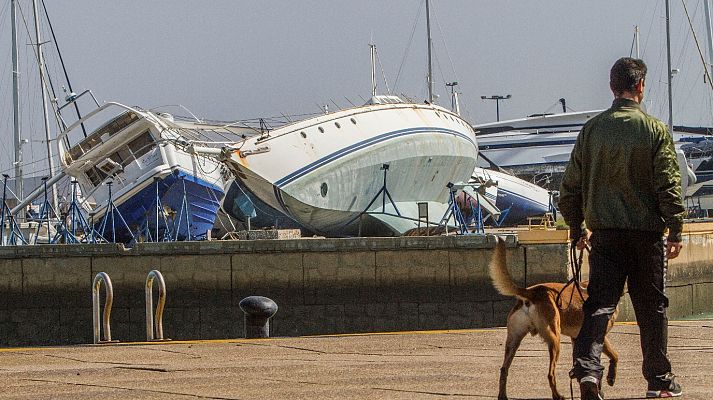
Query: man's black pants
xmin=571 ymin=229 xmax=672 ymax=387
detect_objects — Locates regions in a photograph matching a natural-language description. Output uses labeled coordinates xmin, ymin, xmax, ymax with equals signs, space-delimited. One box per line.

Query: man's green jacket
xmin=559 ymin=98 xmax=685 ymax=242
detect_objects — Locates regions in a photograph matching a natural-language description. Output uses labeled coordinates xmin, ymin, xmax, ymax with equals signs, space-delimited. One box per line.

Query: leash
xmin=556 ymin=239 xmax=589 ymax=309
xmin=562 ymin=238 xmax=590 ymax=400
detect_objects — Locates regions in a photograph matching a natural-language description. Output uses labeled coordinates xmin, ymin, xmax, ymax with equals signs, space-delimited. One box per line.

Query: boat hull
xmin=94 ymin=170 xmax=224 ymax=243
xmin=223 ymin=103 xmax=478 ymax=236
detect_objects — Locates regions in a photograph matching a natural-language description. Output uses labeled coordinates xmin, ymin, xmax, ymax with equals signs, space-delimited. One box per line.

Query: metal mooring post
xmin=239 ymin=296 xmax=278 ymax=338
xmin=145 ymin=270 xmax=169 ymax=341
xmin=92 ymin=272 xmax=116 ymax=344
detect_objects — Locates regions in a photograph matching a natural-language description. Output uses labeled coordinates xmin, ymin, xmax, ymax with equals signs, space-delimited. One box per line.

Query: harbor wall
xmin=1 ymin=228 xmax=712 ymax=346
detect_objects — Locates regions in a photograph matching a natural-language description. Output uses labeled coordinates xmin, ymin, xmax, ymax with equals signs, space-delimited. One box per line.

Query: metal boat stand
xmin=55 ymin=180 xmax=97 ymax=244
xmin=0 ymin=174 xmax=27 ymax=245
xmin=437 ymin=183 xmax=469 ymax=235
xmin=97 ymin=181 xmax=135 ymax=243
xmin=345 ymin=164 xmax=404 ymax=235
xmin=139 ymin=177 xmax=173 ymax=243
xmin=33 ymin=177 xmax=60 ymax=244
xmin=172 ymin=176 xmax=193 ymax=241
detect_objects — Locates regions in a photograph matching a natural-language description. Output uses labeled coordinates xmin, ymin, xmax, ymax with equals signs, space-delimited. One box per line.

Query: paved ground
xmin=1 ymin=320 xmax=712 ymax=399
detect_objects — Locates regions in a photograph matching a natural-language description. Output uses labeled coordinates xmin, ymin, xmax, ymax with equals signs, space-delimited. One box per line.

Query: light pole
xmin=481 ymin=94 xmax=511 ymax=121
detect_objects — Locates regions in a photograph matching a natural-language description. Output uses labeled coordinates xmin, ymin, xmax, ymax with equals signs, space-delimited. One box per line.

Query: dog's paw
xmin=497 ymin=396 xmax=508 ymax=400
xmin=552 ymin=394 xmax=566 ymax=400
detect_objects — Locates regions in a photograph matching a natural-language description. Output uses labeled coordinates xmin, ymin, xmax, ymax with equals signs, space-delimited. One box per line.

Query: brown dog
xmin=489 ymin=237 xmax=618 ymax=400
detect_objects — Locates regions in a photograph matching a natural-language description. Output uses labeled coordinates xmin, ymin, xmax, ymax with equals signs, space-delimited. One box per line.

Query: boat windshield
xmin=84 ymin=130 xmax=156 ymax=187
xmin=66 ymin=111 xmax=140 ymax=163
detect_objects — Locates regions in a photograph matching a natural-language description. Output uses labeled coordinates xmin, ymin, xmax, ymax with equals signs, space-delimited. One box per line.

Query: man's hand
xmin=666 ymin=241 xmax=683 ymax=259
xmin=575 ymin=229 xmax=591 ymax=251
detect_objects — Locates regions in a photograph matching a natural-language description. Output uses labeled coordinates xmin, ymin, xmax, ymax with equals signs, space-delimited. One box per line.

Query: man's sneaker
xmin=580 ymin=376 xmax=604 ymax=400
xmin=646 ymin=373 xmax=682 ymax=398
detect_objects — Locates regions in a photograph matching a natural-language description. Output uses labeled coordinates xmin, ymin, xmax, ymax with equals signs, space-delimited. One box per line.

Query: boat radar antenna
xmin=446 ymin=82 xmax=460 ymax=115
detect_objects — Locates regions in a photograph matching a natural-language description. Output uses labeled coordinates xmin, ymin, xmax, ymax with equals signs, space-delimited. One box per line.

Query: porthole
xmin=318 ymin=126 xmax=325 ymax=133
xmin=300 ymin=131 xmax=307 ymax=138
xmin=320 ymin=182 xmax=328 ymax=197
xmin=350 ymin=118 xmax=357 ymax=125
xmin=335 ymin=122 xmax=341 ymax=129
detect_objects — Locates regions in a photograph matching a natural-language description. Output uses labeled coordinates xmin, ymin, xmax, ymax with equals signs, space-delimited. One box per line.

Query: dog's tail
xmin=489 ymin=237 xmax=529 ymax=301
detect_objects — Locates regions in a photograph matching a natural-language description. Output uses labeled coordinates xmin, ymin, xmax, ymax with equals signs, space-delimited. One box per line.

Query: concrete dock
xmin=2 ymin=320 xmax=711 ymax=399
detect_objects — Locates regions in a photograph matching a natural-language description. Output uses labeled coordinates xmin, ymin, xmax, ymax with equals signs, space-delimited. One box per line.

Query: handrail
xmin=145 ymin=270 xmax=167 ymax=341
xmin=92 ymin=272 xmax=114 ymax=344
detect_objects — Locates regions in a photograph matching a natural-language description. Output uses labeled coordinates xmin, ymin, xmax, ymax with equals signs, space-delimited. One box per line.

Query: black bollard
xmin=239 ymin=296 xmax=278 ymax=338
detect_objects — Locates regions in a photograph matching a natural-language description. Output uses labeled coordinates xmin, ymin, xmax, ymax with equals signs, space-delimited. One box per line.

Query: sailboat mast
xmin=11 ymin=0 xmax=23 ymax=203
xmin=370 ymin=42 xmax=377 ymax=97
xmin=705 ymin=0 xmax=713 ymax=71
xmin=665 ymin=0 xmax=674 ymax=133
xmin=32 ymin=0 xmax=58 ymax=211
xmin=426 ymin=0 xmax=434 ymax=103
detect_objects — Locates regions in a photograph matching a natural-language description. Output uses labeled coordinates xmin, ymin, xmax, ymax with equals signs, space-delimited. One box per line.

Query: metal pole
xmin=665 ymin=0 xmax=674 ymax=133
xmin=705 ymin=0 xmax=713 ymax=71
xmin=635 ymin=25 xmax=641 ymax=58
xmin=32 ymin=0 xmax=58 ymax=212
xmin=1 ymin=175 xmax=8 ymax=246
xmin=11 ymin=0 xmax=23 ymax=207
xmin=10 ymin=171 xmax=65 ymax=216
xmin=496 ymin=99 xmax=501 ymax=121
xmin=370 ymin=42 xmax=377 ymax=97
xmin=426 ymin=0 xmax=434 ymax=103
xmin=155 ymin=177 xmax=160 ymax=242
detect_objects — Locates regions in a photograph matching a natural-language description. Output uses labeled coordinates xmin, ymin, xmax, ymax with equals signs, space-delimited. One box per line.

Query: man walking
xmin=559 ymin=57 xmax=685 ymax=399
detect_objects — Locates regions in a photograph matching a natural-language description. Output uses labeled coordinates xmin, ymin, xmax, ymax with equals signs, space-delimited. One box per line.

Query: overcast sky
xmin=2 ymin=1 xmax=713 ymax=177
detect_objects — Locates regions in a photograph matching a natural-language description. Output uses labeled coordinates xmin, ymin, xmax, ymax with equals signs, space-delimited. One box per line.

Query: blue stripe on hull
xmin=274 ymin=127 xmax=475 ymax=188
xmin=94 ymin=171 xmax=224 ymax=243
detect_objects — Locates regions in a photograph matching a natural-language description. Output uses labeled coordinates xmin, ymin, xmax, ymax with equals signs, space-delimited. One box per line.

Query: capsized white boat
xmin=209 ymin=96 xmax=478 ymax=236
xmin=56 ymin=99 xmax=234 ymax=243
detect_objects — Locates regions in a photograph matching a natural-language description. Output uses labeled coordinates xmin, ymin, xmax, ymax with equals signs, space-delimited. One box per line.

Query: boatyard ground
xmin=1 ymin=320 xmax=711 ymax=399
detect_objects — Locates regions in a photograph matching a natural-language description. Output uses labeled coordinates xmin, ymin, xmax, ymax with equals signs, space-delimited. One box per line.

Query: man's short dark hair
xmin=610 ymin=57 xmax=647 ymax=94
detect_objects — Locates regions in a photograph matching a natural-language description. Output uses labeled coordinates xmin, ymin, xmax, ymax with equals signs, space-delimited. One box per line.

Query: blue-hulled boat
xmin=57 ymin=101 xmax=229 ymax=243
